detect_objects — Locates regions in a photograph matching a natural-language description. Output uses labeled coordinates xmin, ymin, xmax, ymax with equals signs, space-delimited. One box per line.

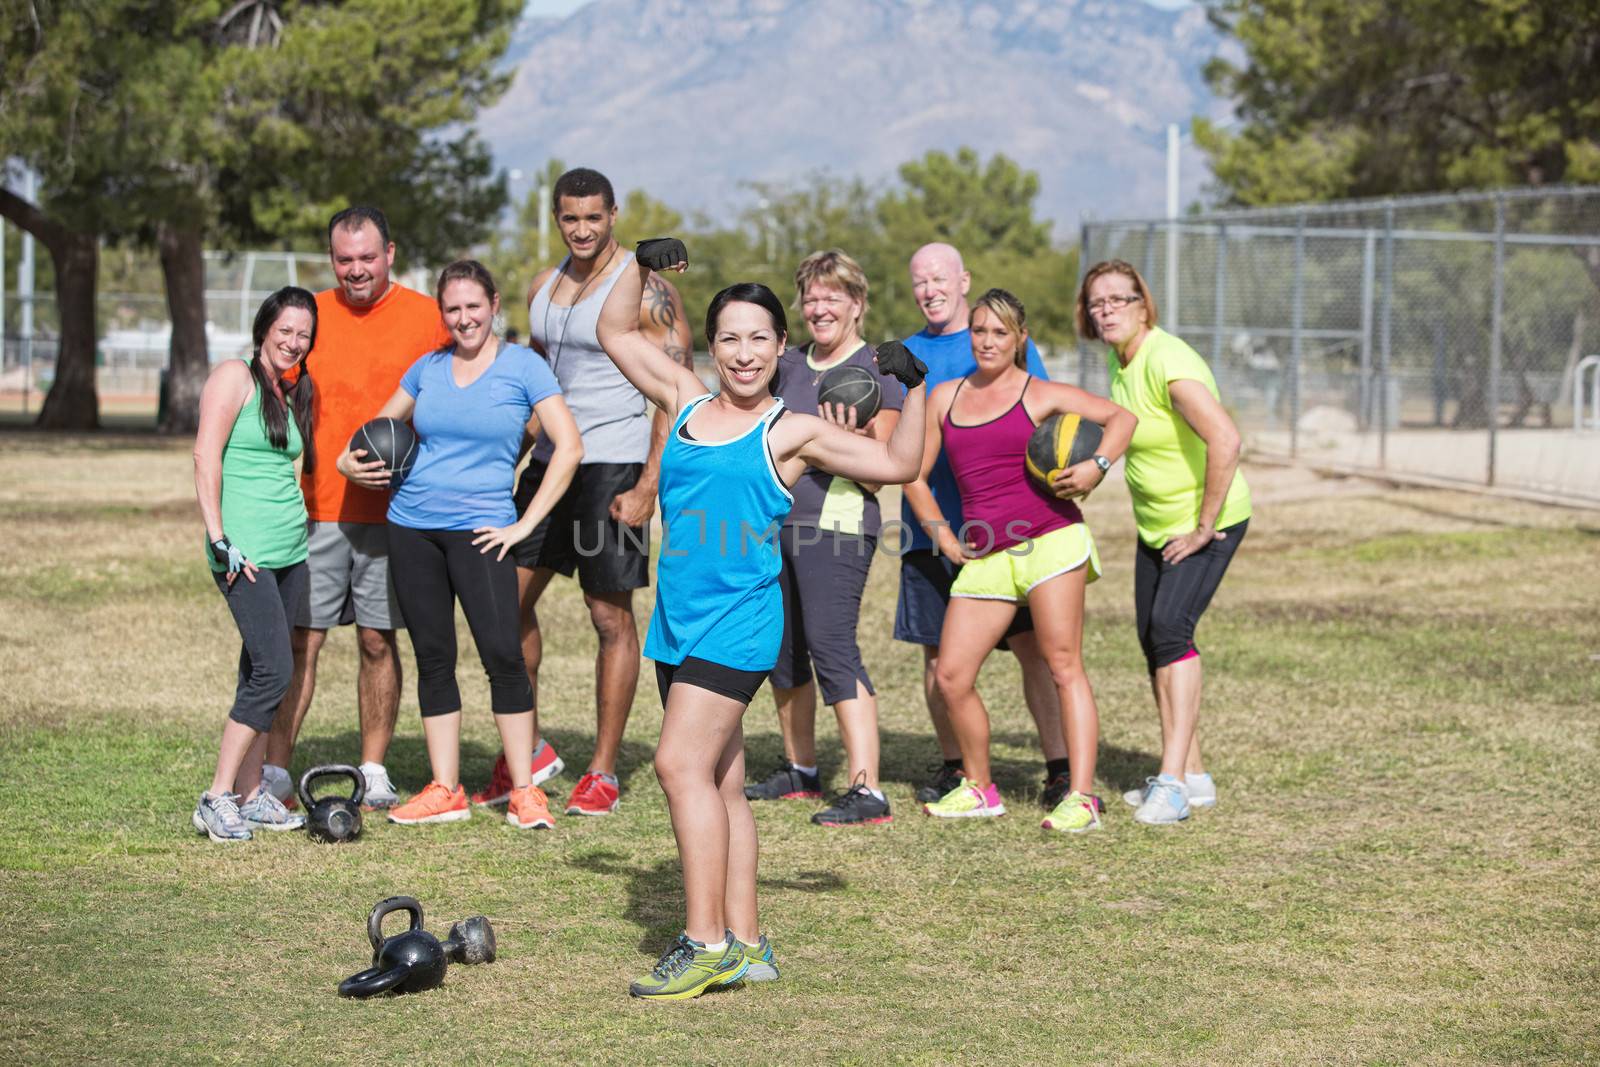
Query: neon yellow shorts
xmin=950 ymin=523 xmax=1101 ymax=602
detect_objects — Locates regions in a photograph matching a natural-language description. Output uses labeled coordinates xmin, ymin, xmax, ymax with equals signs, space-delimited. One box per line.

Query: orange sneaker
xmin=387 ymin=781 xmax=470 ymax=825
xmin=565 ymin=772 xmax=621 ymax=816
xmin=471 ymin=740 xmax=565 ymax=806
xmin=507 ymin=785 xmax=555 ymax=830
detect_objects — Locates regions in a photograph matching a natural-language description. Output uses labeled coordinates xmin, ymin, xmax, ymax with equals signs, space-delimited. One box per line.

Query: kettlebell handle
xmin=298 ymin=764 xmax=366 ymax=811
xmin=338 ymin=962 xmax=413 ymax=998
xmin=366 ymin=895 xmax=424 ymax=954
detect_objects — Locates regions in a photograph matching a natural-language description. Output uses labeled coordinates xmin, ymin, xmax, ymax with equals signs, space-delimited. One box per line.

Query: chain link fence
xmin=1078 ymin=185 xmax=1600 ymax=506
xmin=0 ymin=250 xmax=335 ymax=419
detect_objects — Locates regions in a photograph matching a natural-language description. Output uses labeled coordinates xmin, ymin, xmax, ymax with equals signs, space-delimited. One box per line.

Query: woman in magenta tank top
xmin=904 ymin=289 xmax=1136 ymax=832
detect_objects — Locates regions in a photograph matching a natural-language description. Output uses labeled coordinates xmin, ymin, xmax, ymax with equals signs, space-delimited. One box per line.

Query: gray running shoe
xmin=192 ymin=791 xmax=252 ymax=842
xmin=742 ymin=933 xmax=780 ymax=982
xmin=916 ymin=762 xmax=965 ymax=804
xmin=744 ymin=761 xmax=822 ymax=801
xmin=261 ymin=763 xmax=294 ymax=805
xmin=240 ymin=790 xmax=306 ymax=831
xmin=361 ymin=763 xmax=399 ymax=809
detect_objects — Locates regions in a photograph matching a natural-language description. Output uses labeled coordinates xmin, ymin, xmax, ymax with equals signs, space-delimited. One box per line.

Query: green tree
xmin=0 ymin=0 xmax=517 ymax=431
xmin=1196 ymin=0 xmax=1600 ymax=205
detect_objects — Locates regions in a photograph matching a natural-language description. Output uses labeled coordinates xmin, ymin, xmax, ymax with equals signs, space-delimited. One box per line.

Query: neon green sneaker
xmin=921 ymin=777 xmax=1006 ymax=818
xmin=740 ymin=933 xmax=779 ymax=982
xmin=1041 ymin=790 xmax=1103 ymax=833
xmin=629 ymin=931 xmax=749 ymax=1000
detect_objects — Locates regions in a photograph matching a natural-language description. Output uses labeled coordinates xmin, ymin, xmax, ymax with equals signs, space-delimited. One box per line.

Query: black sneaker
xmin=1042 ymin=770 xmax=1071 ymax=810
xmin=744 ymin=761 xmax=823 ymax=801
xmin=811 ymin=779 xmax=892 ymax=826
xmin=915 ymin=763 xmax=965 ymax=804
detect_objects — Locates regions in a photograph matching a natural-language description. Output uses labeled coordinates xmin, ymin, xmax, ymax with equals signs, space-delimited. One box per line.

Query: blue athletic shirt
xmin=644 ymin=395 xmax=793 ymax=672
xmin=898 ymin=327 xmax=1049 ymax=552
xmin=387 ymin=343 xmax=562 ymax=531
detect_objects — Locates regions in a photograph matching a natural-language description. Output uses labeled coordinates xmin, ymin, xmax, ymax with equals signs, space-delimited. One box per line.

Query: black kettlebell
xmin=338 ymin=897 xmax=447 ymax=998
xmin=299 ymin=765 xmax=365 ymax=843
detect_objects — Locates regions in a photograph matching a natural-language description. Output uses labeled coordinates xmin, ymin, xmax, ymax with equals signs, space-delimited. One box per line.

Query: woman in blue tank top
xmin=595 ymin=239 xmax=930 ymax=1000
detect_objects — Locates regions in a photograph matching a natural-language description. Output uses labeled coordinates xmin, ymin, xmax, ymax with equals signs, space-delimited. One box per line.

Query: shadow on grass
xmin=568 ymin=849 xmax=846 ymax=953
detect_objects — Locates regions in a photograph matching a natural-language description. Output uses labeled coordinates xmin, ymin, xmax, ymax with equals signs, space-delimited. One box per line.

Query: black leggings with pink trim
xmin=1133 ymin=519 xmax=1248 ymax=673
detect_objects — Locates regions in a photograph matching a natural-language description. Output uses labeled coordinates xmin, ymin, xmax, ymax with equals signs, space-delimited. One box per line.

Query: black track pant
xmin=213 ymin=562 xmax=308 ymax=732
xmin=387 ymin=526 xmax=533 ymax=716
xmin=1134 ymin=519 xmax=1249 ymax=674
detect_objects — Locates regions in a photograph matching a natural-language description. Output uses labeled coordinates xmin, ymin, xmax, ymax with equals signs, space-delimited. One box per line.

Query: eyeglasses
xmin=1087 ymin=294 xmax=1142 ymax=314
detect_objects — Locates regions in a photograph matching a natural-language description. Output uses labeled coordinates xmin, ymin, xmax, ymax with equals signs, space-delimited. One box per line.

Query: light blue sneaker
xmin=239 ymin=790 xmax=306 ymax=832
xmin=1124 ymin=772 xmax=1216 ymax=809
xmin=192 ymin=791 xmax=252 ymax=842
xmin=1132 ymin=775 xmax=1190 ymax=825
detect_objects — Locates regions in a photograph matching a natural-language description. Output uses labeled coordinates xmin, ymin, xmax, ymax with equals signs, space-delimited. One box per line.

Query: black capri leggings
xmin=1134 ymin=519 xmax=1248 ymax=674
xmin=770 ymin=526 xmax=876 ymax=705
xmin=213 ymin=561 xmax=308 ymax=732
xmin=387 ymin=526 xmax=534 ymax=717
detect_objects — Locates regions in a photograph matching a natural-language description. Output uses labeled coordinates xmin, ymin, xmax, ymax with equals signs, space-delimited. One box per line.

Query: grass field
xmin=1 ymin=434 xmax=1597 ymax=1065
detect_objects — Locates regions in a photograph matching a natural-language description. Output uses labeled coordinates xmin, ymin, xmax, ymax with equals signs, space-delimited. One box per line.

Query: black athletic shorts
xmin=893 ymin=550 xmax=1034 ymax=651
xmin=511 ymin=459 xmax=651 ymax=593
xmin=655 ymin=656 xmax=770 ymax=707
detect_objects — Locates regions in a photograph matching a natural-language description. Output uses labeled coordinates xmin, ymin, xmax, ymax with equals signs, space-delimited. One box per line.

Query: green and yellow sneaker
xmin=921 ymin=777 xmax=1006 ymax=818
xmin=629 ymin=931 xmax=749 ymax=1001
xmin=740 ymin=933 xmax=779 ymax=982
xmin=1041 ymin=790 xmax=1103 ymax=833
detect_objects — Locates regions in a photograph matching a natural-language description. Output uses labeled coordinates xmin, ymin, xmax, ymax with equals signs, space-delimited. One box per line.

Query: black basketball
xmin=816 ymin=364 xmax=883 ymax=426
xmin=1024 ymin=413 xmax=1104 ymax=493
xmin=349 ymin=417 xmax=418 ymax=488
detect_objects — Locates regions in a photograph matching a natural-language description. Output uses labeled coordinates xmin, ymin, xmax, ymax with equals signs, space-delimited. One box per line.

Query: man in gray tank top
xmin=470 ymin=168 xmax=693 ymax=820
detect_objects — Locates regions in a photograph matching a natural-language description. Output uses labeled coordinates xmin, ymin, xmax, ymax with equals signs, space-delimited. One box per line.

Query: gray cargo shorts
xmin=295 ymin=520 xmax=404 ymax=631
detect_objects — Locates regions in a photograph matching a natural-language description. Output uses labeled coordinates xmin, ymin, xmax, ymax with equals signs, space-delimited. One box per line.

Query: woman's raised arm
xmin=595 ymin=239 xmax=707 ymax=417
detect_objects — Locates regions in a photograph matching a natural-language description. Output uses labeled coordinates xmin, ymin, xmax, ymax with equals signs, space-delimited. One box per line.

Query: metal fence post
xmin=1379 ymin=204 xmax=1395 ymax=468
xmin=1078 ymin=222 xmax=1092 ymax=388
xmin=1142 ymin=223 xmax=1156 ymax=292
xmin=1358 ymin=230 xmax=1375 ymax=431
xmin=1289 ymin=212 xmax=1305 ymax=457
xmin=1488 ymin=194 xmax=1506 ymax=486
xmin=1211 ymin=223 xmax=1228 ymax=367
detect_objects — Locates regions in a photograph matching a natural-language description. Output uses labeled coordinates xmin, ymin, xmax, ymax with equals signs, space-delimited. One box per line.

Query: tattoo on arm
xmin=644 ymin=274 xmax=678 ymax=332
xmin=664 ymin=344 xmax=693 ymax=370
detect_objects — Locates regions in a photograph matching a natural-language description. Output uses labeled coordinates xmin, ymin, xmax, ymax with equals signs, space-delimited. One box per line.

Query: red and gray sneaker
xmin=744 ymin=761 xmax=823 ymax=801
xmin=811 ymin=777 xmax=892 ymax=826
xmin=471 ymin=740 xmax=565 ymax=807
xmin=565 ymin=771 xmax=620 ymax=816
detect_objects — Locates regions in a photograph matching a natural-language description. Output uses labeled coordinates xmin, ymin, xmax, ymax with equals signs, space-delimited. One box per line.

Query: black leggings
xmin=213 ymin=562 xmax=308 ymax=732
xmin=387 ymin=526 xmax=533 ymax=716
xmin=1134 ymin=519 xmax=1248 ymax=673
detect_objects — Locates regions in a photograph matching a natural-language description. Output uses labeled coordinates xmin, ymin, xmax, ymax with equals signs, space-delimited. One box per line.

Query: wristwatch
xmin=1091 ymin=454 xmax=1111 ymax=474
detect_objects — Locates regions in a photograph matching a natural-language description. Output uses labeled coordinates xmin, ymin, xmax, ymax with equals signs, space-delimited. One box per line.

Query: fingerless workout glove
xmin=635 ymin=238 xmax=688 ymax=272
xmin=873 ymin=340 xmax=929 ymax=389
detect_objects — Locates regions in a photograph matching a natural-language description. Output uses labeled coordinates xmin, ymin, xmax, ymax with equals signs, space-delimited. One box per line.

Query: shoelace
xmin=212 ymin=792 xmax=247 ymax=829
xmin=652 ymin=936 xmax=696 ymax=978
xmin=828 ymin=771 xmax=875 ymax=810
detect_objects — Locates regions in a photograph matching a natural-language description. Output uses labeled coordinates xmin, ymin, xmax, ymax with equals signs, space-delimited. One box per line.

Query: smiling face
xmin=1085 ymin=270 xmax=1149 ymax=349
xmin=555 ymin=194 xmax=617 ymax=265
xmin=439 ymin=278 xmax=499 ymax=354
xmin=801 ymin=281 xmax=862 ymax=352
xmin=710 ymin=301 xmax=785 ymax=401
xmin=969 ymin=304 xmax=1024 ymax=373
xmin=329 ymin=221 xmax=394 ymax=307
xmin=259 ymin=306 xmax=314 ymax=375
xmin=908 ymin=245 xmax=971 ymax=334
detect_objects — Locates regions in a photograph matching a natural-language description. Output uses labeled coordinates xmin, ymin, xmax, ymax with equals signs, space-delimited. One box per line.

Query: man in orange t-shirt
xmin=261 ymin=206 xmax=450 ymax=809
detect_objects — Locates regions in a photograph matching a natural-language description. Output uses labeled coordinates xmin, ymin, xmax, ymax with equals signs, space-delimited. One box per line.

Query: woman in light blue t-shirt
xmin=338 ymin=260 xmax=583 ymax=830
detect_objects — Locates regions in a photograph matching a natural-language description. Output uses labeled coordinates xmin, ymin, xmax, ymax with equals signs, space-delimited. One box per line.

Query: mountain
xmin=476 ymin=0 xmax=1230 ymax=238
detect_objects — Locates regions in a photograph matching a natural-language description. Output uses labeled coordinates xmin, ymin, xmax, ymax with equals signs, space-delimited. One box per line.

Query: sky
xmin=522 ymin=0 xmax=1192 ymax=16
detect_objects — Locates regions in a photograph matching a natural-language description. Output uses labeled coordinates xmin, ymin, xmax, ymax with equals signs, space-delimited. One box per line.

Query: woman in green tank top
xmin=189 ymin=287 xmax=319 ymax=842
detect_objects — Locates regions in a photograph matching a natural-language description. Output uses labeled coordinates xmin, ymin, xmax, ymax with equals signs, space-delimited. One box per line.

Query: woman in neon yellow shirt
xmin=1076 ymin=260 xmax=1252 ymax=826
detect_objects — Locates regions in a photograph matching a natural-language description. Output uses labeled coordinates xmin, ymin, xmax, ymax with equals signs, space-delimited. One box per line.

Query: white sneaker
xmin=1132 ymin=775 xmax=1190 ymax=825
xmin=360 ymin=762 xmax=399 ymax=809
xmin=261 ymin=763 xmax=294 ymax=804
xmin=1123 ymin=772 xmax=1217 ymax=809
